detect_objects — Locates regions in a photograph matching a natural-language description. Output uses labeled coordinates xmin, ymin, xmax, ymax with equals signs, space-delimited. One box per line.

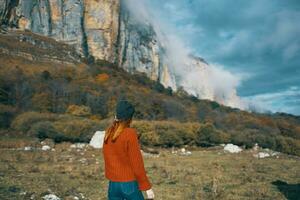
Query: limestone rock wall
xmin=0 ymin=0 xmax=119 ymax=62
xmin=117 ymin=3 xmax=177 ymax=88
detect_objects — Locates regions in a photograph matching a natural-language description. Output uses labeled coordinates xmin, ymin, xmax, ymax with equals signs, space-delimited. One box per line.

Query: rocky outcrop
xmin=0 ymin=0 xmax=119 ymax=62
xmin=117 ymin=2 xmax=176 ymax=88
xmin=0 ymin=31 xmax=81 ymax=64
xmin=84 ymin=0 xmax=119 ymax=61
xmin=0 ymin=0 xmax=176 ymax=86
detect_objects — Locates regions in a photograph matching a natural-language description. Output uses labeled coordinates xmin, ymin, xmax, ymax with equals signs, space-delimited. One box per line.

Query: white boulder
xmin=254 ymin=152 xmax=270 ymax=158
xmin=70 ymin=143 xmax=86 ymax=149
xmin=42 ymin=194 xmax=61 ymax=200
xmin=224 ymin=144 xmax=242 ymax=153
xmin=42 ymin=145 xmax=51 ymax=151
xmin=24 ymin=146 xmax=32 ymax=151
xmin=89 ymin=131 xmax=105 ymax=149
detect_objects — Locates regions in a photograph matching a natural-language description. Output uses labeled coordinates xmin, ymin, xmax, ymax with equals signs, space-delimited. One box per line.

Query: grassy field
xmin=0 ymin=136 xmax=299 ymax=200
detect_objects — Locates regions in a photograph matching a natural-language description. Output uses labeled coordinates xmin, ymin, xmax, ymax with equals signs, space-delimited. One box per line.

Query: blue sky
xmin=145 ymin=0 xmax=300 ymax=115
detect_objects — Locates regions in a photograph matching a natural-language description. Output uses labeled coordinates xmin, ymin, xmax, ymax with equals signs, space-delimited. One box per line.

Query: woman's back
xmin=102 ymin=127 xmax=152 ymax=191
xmin=103 ymin=99 xmax=154 ymax=199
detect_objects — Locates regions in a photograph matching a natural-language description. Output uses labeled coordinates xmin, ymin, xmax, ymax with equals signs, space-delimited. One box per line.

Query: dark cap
xmin=115 ymin=100 xmax=135 ymax=120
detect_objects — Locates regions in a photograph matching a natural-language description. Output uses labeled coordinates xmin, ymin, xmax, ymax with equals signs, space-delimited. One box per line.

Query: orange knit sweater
xmin=102 ymin=127 xmax=152 ymax=191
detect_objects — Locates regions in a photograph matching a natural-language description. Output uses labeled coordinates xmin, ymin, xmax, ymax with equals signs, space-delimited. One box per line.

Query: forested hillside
xmin=0 ymin=31 xmax=299 ymax=156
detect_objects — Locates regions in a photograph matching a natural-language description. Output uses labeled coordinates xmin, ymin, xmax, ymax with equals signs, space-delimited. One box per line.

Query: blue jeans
xmin=108 ymin=180 xmax=145 ymax=200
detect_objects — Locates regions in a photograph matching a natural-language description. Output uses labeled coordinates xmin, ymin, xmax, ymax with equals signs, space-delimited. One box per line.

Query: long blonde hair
xmin=104 ymin=118 xmax=132 ymax=143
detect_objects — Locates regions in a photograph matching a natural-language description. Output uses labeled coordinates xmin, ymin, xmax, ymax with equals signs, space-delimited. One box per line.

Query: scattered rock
xmin=224 ymin=144 xmax=242 ymax=153
xmin=253 ymin=148 xmax=280 ymax=159
xmin=79 ymin=193 xmax=85 ymax=199
xmin=79 ymin=158 xmax=87 ymax=164
xmin=42 ymin=145 xmax=51 ymax=151
xmin=170 ymin=147 xmax=192 ymax=156
xmin=41 ymin=139 xmax=55 ymax=148
xmin=65 ymin=196 xmax=80 ymax=200
xmin=42 ymin=194 xmax=61 ymax=200
xmin=70 ymin=143 xmax=87 ymax=149
xmin=24 ymin=146 xmax=33 ymax=151
xmin=89 ymin=131 xmax=105 ymax=149
xmin=179 ymin=148 xmax=192 ymax=156
xmin=141 ymin=150 xmax=160 ymax=158
xmin=142 ymin=147 xmax=160 ymax=154
xmin=252 ymin=143 xmax=259 ymax=151
xmin=254 ymin=152 xmax=270 ymax=158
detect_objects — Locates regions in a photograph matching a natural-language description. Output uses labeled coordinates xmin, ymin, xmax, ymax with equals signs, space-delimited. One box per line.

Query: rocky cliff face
xmin=0 ymin=0 xmax=119 ymax=62
xmin=117 ymin=2 xmax=176 ymax=89
xmin=0 ymin=0 xmax=245 ymax=109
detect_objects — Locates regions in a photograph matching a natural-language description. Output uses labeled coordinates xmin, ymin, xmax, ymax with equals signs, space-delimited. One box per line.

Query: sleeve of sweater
xmin=127 ymin=129 xmax=152 ymax=191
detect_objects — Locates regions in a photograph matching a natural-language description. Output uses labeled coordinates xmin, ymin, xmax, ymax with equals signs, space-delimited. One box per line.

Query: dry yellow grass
xmin=0 ymin=137 xmax=299 ymax=200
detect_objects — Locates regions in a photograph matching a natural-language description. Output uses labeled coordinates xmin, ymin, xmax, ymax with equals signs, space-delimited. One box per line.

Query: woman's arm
xmin=127 ymin=128 xmax=152 ymax=191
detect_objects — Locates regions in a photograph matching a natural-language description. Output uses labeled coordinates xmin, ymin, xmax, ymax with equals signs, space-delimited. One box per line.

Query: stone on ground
xmin=224 ymin=143 xmax=242 ymax=153
xmin=89 ymin=131 xmax=105 ymax=149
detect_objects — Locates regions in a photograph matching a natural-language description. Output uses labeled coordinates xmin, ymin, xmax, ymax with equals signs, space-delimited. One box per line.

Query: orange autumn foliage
xmin=96 ymin=73 xmax=109 ymax=83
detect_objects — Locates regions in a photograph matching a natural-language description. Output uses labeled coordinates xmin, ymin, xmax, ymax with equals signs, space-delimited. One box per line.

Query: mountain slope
xmin=0 ymin=30 xmax=299 ymax=155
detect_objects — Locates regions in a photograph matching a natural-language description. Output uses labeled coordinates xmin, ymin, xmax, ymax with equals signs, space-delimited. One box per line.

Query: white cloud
xmin=124 ymin=0 xmax=300 ymax=115
xmin=243 ymin=86 xmax=300 ymax=115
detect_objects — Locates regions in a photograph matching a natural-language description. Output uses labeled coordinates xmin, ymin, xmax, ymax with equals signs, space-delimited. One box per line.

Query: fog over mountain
xmin=125 ymin=0 xmax=249 ymax=111
xmin=127 ymin=0 xmax=300 ymax=115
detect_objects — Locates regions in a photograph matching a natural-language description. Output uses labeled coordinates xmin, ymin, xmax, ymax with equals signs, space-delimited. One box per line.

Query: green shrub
xmin=195 ymin=123 xmax=217 ymax=146
xmin=0 ymin=104 xmax=16 ymax=129
xmin=29 ymin=120 xmax=92 ymax=143
xmin=229 ymin=130 xmax=256 ymax=148
xmin=253 ymin=133 xmax=277 ymax=149
xmin=11 ymin=112 xmax=56 ymax=133
xmin=194 ymin=122 xmax=230 ymax=146
xmin=133 ymin=120 xmax=200 ymax=147
xmin=66 ymin=104 xmax=91 ymax=117
xmin=139 ymin=131 xmax=161 ymax=146
xmin=53 ymin=118 xmax=99 ymax=142
xmin=275 ymin=136 xmax=300 ymax=156
xmin=171 ymin=125 xmax=198 ymax=145
xmin=158 ymin=129 xmax=184 ymax=147
xmin=29 ymin=121 xmax=66 ymax=142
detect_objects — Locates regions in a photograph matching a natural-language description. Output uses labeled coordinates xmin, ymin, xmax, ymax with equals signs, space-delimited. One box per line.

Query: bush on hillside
xmin=31 ymin=92 xmax=52 ymax=112
xmin=229 ymin=130 xmax=257 ymax=148
xmin=275 ymin=136 xmax=300 ymax=155
xmin=66 ymin=104 xmax=91 ymax=117
xmin=195 ymin=123 xmax=229 ymax=146
xmin=29 ymin=121 xmax=71 ymax=143
xmin=11 ymin=112 xmax=56 ymax=133
xmin=139 ymin=131 xmax=161 ymax=146
xmin=132 ymin=120 xmax=200 ymax=147
xmin=0 ymin=104 xmax=16 ymax=128
xmin=162 ymin=99 xmax=187 ymax=121
xmin=53 ymin=118 xmax=99 ymax=142
xmin=159 ymin=129 xmax=184 ymax=147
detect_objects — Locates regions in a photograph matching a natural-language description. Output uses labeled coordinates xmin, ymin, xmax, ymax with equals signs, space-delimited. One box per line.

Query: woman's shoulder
xmin=124 ymin=127 xmax=137 ymax=133
xmin=123 ymin=127 xmax=138 ymax=137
